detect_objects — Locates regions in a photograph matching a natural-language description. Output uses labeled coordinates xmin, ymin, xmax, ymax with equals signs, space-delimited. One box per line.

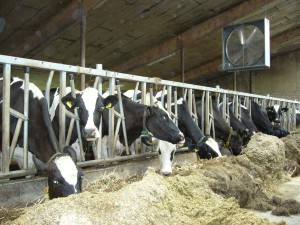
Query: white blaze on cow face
xmin=157 ymin=141 xmax=176 ymax=176
xmin=81 ymin=88 xmax=101 ymax=141
xmin=205 ymin=137 xmax=222 ymax=157
xmin=54 ymin=156 xmax=79 ymax=192
xmin=273 ymin=104 xmax=280 ymax=113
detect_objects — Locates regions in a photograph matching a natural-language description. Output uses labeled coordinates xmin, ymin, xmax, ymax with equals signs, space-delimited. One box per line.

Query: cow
xmin=266 ymin=104 xmax=288 ymax=124
xmin=51 ymin=88 xmax=185 ymax=161
xmin=296 ymin=110 xmax=300 ymax=128
xmin=123 ymin=90 xmax=221 ymax=175
xmin=251 ymin=101 xmax=290 ymax=138
xmin=0 ymin=77 xmax=83 ymax=199
xmin=240 ymin=105 xmax=259 ymax=133
xmin=219 ymin=102 xmax=253 ymax=146
xmin=196 ymin=100 xmax=244 ymax=156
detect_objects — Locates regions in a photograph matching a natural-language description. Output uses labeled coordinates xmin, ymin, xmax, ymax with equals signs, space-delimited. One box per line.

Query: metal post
xmin=23 ymin=67 xmax=29 ymax=169
xmin=192 ymin=91 xmax=198 ymax=125
xmin=174 ymin=87 xmax=178 ymax=126
xmin=108 ymin=77 xmax=115 ymax=158
xmin=149 ymin=84 xmax=154 ymax=106
xmin=80 ymin=0 xmax=86 ymax=91
xmin=167 ymin=86 xmax=172 ymax=115
xmin=161 ymin=86 xmax=166 ymax=107
xmin=59 ymin=71 xmax=66 ymax=151
xmin=2 ymin=64 xmax=11 ymax=173
xmin=95 ymin=64 xmax=103 ymax=159
xmin=188 ymin=89 xmax=193 ymax=116
xmin=201 ymin=91 xmax=205 ymax=132
xmin=205 ymin=91 xmax=210 ymax=135
xmin=45 ymin=70 xmax=54 ymax=109
xmin=141 ymin=82 xmax=147 ymax=154
xmin=116 ymin=80 xmax=129 ymax=155
xmin=69 ymin=74 xmax=85 ymax=161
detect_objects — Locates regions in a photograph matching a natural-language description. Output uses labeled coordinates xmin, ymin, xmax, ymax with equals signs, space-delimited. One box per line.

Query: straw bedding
xmin=2 ymin=133 xmax=300 ymax=225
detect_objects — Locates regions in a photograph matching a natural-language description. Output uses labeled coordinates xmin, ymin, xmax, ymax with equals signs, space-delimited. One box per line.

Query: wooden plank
xmin=112 ymin=0 xmax=277 ymax=73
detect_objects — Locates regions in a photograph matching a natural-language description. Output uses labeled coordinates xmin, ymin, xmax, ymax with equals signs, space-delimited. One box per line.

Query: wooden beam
xmin=177 ymin=26 xmax=300 ymax=83
xmin=113 ymin=0 xmax=276 ymax=72
xmin=10 ymin=0 xmax=108 ymax=57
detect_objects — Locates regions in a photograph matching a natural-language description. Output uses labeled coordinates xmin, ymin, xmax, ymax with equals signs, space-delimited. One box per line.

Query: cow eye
xmin=162 ymin=116 xmax=166 ymax=120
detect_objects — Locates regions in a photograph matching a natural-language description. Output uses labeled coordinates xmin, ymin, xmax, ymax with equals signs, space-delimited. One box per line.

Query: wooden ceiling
xmin=1 ymin=0 xmax=300 ymax=86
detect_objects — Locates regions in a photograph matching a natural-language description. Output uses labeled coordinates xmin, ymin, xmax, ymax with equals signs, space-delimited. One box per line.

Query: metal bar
xmin=188 ymin=89 xmax=193 ymax=116
xmin=201 ymin=91 xmax=205 ymax=132
xmin=9 ymin=108 xmax=27 ymax=120
xmin=108 ymin=77 xmax=115 ymax=158
xmin=116 ymin=80 xmax=129 ymax=155
xmin=149 ymin=84 xmax=154 ymax=106
xmin=2 ymin=64 xmax=11 ymax=173
xmin=65 ymin=110 xmax=80 ymax=120
xmin=133 ymin=82 xmax=139 ymax=102
xmin=65 ymin=118 xmax=75 ymax=145
xmin=192 ymin=91 xmax=198 ymax=125
xmin=9 ymin=118 xmax=23 ymax=159
xmin=113 ymin=118 xmax=122 ymax=156
xmin=23 ymin=68 xmax=29 ymax=169
xmin=205 ymin=91 xmax=210 ymax=135
xmin=69 ymin=74 xmax=85 ymax=161
xmin=0 ymin=55 xmax=300 ymax=104
xmin=174 ymin=87 xmax=178 ymax=126
xmin=45 ymin=70 xmax=54 ymax=109
xmin=59 ymin=71 xmax=66 ymax=152
xmin=141 ymin=82 xmax=147 ymax=154
xmin=80 ymin=0 xmax=86 ymax=91
xmin=209 ymin=95 xmax=215 ymax=139
xmin=161 ymin=86 xmax=166 ymax=106
xmin=167 ymin=86 xmax=172 ymax=115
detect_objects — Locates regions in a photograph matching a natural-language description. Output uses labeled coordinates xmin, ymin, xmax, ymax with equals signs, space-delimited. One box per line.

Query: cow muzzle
xmin=83 ymin=128 xmax=100 ymax=141
xmin=178 ymin=132 xmax=185 ymax=146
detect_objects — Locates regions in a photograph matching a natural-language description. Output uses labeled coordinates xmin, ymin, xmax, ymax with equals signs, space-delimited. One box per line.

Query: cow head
xmin=157 ymin=141 xmax=176 ymax=176
xmin=61 ymin=87 xmax=118 ymax=141
xmin=145 ymin=104 xmax=185 ymax=145
xmin=33 ymin=146 xmax=83 ymax=199
xmin=228 ymin=131 xmax=243 ymax=156
xmin=237 ymin=129 xmax=252 ymax=146
xmin=266 ymin=105 xmax=288 ymax=124
xmin=189 ymin=136 xmax=221 ymax=159
xmin=272 ymin=124 xmax=290 ymax=138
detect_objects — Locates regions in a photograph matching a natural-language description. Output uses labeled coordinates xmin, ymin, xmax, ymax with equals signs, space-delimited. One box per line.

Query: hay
xmin=3 ymin=133 xmax=300 ymax=225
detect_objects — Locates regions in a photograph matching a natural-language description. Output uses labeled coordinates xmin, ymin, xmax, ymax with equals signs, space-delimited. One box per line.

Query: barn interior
xmin=1 ymin=1 xmax=300 ymax=224
xmin=0 ymin=0 xmax=300 ymax=99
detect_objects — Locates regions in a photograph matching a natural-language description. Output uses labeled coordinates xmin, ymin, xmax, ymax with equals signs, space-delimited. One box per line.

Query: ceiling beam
xmin=112 ymin=0 xmax=276 ymax=73
xmin=10 ymin=0 xmax=108 ymax=57
xmin=177 ymin=26 xmax=300 ymax=83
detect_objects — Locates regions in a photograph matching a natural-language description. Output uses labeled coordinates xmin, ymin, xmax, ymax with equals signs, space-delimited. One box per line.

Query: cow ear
xmin=63 ymin=146 xmax=77 ymax=163
xmin=282 ymin=107 xmax=289 ymax=112
xmin=61 ymin=95 xmax=78 ymax=110
xmin=33 ymin=155 xmax=48 ymax=175
xmin=146 ymin=106 xmax=153 ymax=116
xmin=103 ymin=95 xmax=118 ymax=109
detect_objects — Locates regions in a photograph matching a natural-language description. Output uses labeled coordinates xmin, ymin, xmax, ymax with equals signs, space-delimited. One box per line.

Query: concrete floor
xmin=252 ymin=176 xmax=300 ymax=225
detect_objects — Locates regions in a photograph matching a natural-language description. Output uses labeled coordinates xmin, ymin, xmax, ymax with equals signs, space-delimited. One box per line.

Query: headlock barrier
xmin=1 ymin=54 xmax=300 ymax=180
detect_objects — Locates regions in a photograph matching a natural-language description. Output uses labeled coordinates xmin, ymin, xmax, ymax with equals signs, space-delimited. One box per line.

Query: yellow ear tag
xmin=194 ymin=148 xmax=199 ymax=152
xmin=105 ymin=102 xmax=112 ymax=109
xmin=66 ymin=101 xmax=73 ymax=108
xmin=45 ymin=186 xmax=49 ymax=193
xmin=178 ymin=143 xmax=184 ymax=147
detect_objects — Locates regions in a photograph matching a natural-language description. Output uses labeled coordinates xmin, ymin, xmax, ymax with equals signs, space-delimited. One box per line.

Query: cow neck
xmin=32 ymin=98 xmax=60 ymax=163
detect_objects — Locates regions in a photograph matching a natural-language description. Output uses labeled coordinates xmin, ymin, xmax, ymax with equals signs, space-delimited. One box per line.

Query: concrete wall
xmin=203 ymin=48 xmax=300 ymax=100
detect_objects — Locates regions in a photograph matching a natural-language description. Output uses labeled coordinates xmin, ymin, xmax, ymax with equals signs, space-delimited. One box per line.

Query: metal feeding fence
xmin=0 ymin=54 xmax=299 ymax=180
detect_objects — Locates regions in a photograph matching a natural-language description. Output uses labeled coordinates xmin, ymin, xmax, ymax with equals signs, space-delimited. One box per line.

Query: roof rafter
xmin=112 ymin=0 xmax=277 ymax=73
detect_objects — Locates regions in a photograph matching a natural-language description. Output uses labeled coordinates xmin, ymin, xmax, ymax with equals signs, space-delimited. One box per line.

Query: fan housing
xmin=222 ymin=18 xmax=270 ymax=71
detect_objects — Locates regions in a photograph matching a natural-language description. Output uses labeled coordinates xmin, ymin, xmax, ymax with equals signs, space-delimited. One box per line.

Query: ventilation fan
xmin=222 ymin=18 xmax=270 ymax=71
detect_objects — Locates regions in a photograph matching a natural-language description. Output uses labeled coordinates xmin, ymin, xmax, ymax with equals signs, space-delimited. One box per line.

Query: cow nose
xmin=84 ymin=128 xmax=95 ymax=136
xmin=161 ymin=171 xmax=172 ymax=176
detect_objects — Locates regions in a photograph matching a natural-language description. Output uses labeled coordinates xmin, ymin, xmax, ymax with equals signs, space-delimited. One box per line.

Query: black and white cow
xmin=50 ymin=87 xmax=118 ymax=144
xmin=266 ymin=104 xmax=288 ymax=124
xmin=196 ymin=100 xmax=244 ymax=156
xmin=123 ymin=90 xmax=221 ymax=175
xmin=240 ymin=105 xmax=259 ymax=133
xmin=251 ymin=101 xmax=290 ymax=138
xmin=157 ymin=96 xmax=221 ymax=160
xmin=0 ymin=78 xmax=82 ymax=199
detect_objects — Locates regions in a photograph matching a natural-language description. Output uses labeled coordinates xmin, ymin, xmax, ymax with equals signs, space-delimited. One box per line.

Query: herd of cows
xmin=0 ymin=77 xmax=298 ymax=200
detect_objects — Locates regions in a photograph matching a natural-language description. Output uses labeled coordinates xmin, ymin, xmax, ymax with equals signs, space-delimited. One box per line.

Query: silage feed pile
xmin=3 ymin=133 xmax=300 ymax=225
